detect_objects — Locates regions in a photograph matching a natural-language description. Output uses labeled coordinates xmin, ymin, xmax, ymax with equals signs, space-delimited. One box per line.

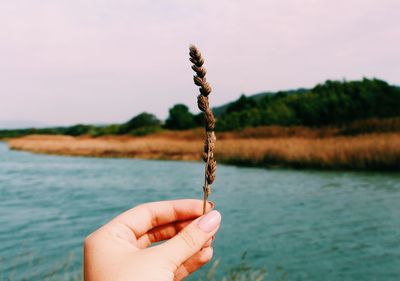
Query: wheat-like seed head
xmin=189 ymin=45 xmax=217 ymax=213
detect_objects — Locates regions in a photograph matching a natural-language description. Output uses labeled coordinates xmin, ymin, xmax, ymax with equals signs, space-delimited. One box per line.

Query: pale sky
xmin=1 ymin=0 xmax=399 ymax=126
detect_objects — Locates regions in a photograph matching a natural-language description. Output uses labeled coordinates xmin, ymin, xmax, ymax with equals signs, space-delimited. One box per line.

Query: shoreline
xmin=6 ymin=133 xmax=400 ymax=171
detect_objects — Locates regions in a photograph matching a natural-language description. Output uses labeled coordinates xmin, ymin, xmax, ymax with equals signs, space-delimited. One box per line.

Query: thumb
xmin=157 ymin=210 xmax=221 ymax=269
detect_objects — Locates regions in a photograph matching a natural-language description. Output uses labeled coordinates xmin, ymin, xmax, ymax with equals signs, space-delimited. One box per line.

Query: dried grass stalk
xmin=189 ymin=45 xmax=217 ymax=214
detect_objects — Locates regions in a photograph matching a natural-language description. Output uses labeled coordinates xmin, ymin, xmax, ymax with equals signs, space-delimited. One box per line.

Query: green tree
xmin=89 ymin=124 xmax=121 ymax=137
xmin=64 ymin=124 xmax=93 ymax=136
xmin=225 ymin=94 xmax=257 ymax=114
xmin=193 ymin=112 xmax=204 ymax=127
xmin=119 ymin=112 xmax=161 ymax=134
xmin=216 ymin=78 xmax=400 ymax=129
xmin=165 ymin=104 xmax=196 ymax=130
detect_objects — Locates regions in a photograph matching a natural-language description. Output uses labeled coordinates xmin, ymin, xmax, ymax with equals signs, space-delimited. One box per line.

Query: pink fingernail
xmin=197 ymin=210 xmax=221 ymax=232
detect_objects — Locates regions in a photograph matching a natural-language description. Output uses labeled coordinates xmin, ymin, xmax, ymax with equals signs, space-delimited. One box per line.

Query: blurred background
xmin=0 ymin=0 xmax=399 ymax=280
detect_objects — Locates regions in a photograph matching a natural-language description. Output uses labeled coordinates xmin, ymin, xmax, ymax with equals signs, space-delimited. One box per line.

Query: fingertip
xmin=199 ymin=246 xmax=213 ymax=263
xmin=197 ymin=210 xmax=221 ymax=233
xmin=204 ymin=237 xmax=213 ymax=248
xmin=203 ymin=246 xmax=213 ymax=254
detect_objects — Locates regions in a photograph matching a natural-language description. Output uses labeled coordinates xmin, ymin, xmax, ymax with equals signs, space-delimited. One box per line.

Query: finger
xmin=137 ymin=224 xmax=214 ymax=249
xmin=136 ymin=220 xmax=191 ymax=249
xmin=203 ymin=236 xmax=215 ymax=249
xmin=174 ymin=247 xmax=213 ymax=281
xmin=156 ymin=210 xmax=221 ymax=270
xmin=137 ymin=222 xmax=214 ymax=249
xmin=203 ymin=237 xmax=213 ymax=248
xmin=111 ymin=199 xmax=214 ymax=238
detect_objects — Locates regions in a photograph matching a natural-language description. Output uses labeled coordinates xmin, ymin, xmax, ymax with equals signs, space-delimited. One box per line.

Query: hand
xmin=84 ymin=199 xmax=221 ymax=281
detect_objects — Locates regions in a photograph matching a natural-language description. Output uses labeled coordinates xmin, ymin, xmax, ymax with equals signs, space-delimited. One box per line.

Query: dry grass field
xmin=7 ymin=131 xmax=400 ymax=170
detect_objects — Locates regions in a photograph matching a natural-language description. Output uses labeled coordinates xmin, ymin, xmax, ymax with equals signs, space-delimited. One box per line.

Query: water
xmin=0 ymin=142 xmax=399 ymax=281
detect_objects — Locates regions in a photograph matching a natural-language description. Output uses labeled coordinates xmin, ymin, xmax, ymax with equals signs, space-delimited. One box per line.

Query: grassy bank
xmin=7 ymin=130 xmax=400 ymax=171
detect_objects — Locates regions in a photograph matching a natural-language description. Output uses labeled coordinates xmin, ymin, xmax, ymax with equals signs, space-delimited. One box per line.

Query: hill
xmin=216 ymin=78 xmax=400 ymax=130
xmin=212 ymin=88 xmax=307 ymax=117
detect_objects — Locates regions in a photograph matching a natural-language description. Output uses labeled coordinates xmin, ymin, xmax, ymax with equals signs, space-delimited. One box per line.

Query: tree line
xmin=1 ymin=78 xmax=399 ymax=138
xmin=217 ymin=78 xmax=400 ymax=130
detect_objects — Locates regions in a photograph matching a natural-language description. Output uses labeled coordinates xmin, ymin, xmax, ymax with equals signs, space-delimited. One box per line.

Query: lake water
xmin=0 ymin=142 xmax=399 ymax=280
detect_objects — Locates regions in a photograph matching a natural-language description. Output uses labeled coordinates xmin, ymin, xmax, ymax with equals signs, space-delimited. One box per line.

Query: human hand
xmin=84 ymin=199 xmax=221 ymax=281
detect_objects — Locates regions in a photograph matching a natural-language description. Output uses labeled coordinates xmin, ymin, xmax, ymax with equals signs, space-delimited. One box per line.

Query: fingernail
xmin=207 ymin=201 xmax=215 ymax=210
xmin=198 ymin=210 xmax=221 ymax=232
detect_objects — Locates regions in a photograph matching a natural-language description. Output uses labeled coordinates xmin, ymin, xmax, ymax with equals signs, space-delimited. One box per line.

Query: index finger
xmin=111 ymin=199 xmax=214 ymax=238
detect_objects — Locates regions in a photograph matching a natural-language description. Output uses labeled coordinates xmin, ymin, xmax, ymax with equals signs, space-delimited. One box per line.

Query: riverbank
xmin=7 ymin=131 xmax=400 ymax=171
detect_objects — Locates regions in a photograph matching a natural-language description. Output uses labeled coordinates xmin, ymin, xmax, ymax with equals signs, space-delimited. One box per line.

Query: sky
xmin=1 ymin=0 xmax=399 ymax=126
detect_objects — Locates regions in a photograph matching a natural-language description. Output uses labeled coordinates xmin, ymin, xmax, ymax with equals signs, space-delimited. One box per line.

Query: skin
xmin=84 ymin=199 xmax=221 ymax=281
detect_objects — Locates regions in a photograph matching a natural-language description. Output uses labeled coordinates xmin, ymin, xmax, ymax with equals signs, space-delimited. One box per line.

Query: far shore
xmin=6 ymin=129 xmax=400 ymax=171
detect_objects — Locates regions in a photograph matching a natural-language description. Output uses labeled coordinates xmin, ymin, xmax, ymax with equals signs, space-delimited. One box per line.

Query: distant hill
xmin=216 ymin=78 xmax=400 ymax=130
xmin=212 ymin=88 xmax=308 ymax=117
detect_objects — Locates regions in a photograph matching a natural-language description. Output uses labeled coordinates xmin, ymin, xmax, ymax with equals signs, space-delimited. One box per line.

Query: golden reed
xmin=7 ymin=132 xmax=400 ymax=171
